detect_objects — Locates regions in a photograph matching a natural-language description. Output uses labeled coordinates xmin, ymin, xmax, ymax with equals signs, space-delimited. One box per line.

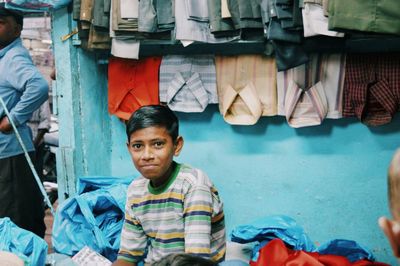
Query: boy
xmin=112 ymin=105 xmax=226 ymax=266
xmin=379 ymin=149 xmax=400 ymax=259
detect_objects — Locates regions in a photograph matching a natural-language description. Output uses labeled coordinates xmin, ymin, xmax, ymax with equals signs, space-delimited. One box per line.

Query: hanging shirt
xmin=108 ymin=56 xmax=161 ymax=120
xmin=328 ymin=0 xmax=400 ymax=36
xmin=216 ymin=55 xmax=277 ymax=125
xmin=227 ymin=0 xmax=263 ymax=29
xmin=159 ymin=55 xmax=218 ymax=113
xmin=277 ymin=53 xmax=346 ymax=128
xmin=343 ymin=53 xmax=400 ymax=126
xmin=0 ymin=38 xmax=49 ymax=159
xmin=207 ymin=0 xmax=239 ymax=37
xmin=175 ymin=0 xmax=238 ymax=43
xmin=301 ymin=2 xmax=344 ymax=38
xmin=109 ymin=0 xmax=140 ymax=60
xmin=283 ymin=81 xmax=329 ymax=128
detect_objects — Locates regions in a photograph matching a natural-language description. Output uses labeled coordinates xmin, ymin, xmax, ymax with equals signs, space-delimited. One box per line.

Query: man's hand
xmin=0 ymin=116 xmax=12 ymax=133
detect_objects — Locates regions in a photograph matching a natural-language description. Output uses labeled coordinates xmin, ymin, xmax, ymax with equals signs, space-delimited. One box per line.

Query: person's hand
xmin=0 ymin=116 xmax=12 ymax=133
xmin=379 ymin=216 xmax=400 ymax=258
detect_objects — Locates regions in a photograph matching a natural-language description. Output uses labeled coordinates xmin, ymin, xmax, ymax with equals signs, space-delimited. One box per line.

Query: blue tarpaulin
xmin=0 ymin=217 xmax=48 ymax=266
xmin=52 ymin=183 xmax=128 ymax=261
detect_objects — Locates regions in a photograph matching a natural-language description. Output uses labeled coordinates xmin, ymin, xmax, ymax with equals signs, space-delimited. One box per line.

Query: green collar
xmin=148 ymin=162 xmax=181 ymax=195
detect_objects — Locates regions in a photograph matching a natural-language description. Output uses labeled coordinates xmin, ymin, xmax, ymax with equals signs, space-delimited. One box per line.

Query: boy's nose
xmin=142 ymin=147 xmax=155 ymax=160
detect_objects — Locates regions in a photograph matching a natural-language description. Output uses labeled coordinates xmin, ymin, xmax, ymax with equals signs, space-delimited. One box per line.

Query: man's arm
xmin=7 ymin=54 xmax=48 ymax=127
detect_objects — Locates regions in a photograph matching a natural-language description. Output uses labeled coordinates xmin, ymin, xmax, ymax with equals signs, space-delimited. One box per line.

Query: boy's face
xmin=127 ymin=126 xmax=183 ymax=187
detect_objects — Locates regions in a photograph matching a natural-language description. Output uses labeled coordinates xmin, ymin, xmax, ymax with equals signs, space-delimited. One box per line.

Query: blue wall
xmin=109 ymin=105 xmax=400 ymax=265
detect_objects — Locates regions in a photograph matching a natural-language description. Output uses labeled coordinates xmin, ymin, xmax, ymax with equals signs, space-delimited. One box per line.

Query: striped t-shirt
xmin=117 ymin=163 xmax=226 ymax=264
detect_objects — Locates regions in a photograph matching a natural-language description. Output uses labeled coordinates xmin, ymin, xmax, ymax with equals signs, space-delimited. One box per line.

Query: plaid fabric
xmin=159 ymin=55 xmax=218 ymax=112
xmin=343 ymin=53 xmax=400 ymax=126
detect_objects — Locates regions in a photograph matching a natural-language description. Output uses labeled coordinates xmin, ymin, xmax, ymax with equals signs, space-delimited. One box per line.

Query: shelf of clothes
xmin=108 ymin=52 xmax=400 ymax=128
xmin=72 ymin=0 xmax=400 ymax=71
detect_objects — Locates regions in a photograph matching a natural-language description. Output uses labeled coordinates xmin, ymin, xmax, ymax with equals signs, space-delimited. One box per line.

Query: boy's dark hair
xmin=126 ymin=105 xmax=179 ymax=142
xmin=152 ymin=253 xmax=217 ymax=266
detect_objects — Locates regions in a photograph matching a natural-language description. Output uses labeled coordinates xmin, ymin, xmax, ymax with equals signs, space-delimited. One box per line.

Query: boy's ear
xmin=173 ymin=136 xmax=184 ymax=156
xmin=379 ymin=216 xmax=400 ymax=258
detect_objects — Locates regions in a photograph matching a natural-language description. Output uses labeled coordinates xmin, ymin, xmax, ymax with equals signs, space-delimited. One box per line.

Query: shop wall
xmin=52 ymin=8 xmax=400 ymax=265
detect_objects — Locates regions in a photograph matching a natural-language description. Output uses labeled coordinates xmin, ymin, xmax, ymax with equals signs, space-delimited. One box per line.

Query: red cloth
xmin=250 ymin=239 xmax=390 ymax=266
xmin=108 ymin=56 xmax=162 ymax=120
xmin=342 ymin=53 xmax=400 ymax=126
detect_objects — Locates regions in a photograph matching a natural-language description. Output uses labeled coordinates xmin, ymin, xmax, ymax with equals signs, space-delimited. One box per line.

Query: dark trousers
xmin=34 ymin=142 xmax=45 ymax=181
xmin=0 ymin=153 xmax=46 ymax=238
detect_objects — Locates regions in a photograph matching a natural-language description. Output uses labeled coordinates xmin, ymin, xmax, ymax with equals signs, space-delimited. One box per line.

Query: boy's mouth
xmin=141 ymin=164 xmax=158 ymax=169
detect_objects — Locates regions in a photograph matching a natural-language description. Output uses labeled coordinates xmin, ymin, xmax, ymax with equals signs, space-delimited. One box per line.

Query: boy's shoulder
xmin=127 ymin=176 xmax=148 ymax=192
xmin=177 ymin=163 xmax=214 ymax=188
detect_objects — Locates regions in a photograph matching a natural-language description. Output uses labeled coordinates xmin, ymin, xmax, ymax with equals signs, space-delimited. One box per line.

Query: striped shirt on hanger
xmin=159 ymin=55 xmax=218 ymax=112
xmin=277 ymin=53 xmax=346 ymax=127
xmin=215 ymin=55 xmax=277 ymax=125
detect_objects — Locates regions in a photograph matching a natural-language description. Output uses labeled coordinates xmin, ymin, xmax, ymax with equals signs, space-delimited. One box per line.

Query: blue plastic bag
xmin=231 ymin=215 xmax=315 ymax=262
xmin=77 ymin=175 xmax=134 ymax=194
xmin=316 ymin=239 xmax=375 ymax=262
xmin=0 ymin=217 xmax=48 ymax=266
xmin=52 ymin=184 xmax=127 ymax=261
xmin=231 ymin=215 xmax=315 ymax=251
xmin=5 ymin=0 xmax=71 ymax=12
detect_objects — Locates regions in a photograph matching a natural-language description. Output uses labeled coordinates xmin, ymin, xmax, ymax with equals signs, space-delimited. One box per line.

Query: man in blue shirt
xmin=0 ymin=4 xmax=48 ymax=238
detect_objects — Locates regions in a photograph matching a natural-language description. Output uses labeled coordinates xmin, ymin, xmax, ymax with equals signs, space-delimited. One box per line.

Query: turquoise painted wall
xmin=51 ymin=8 xmax=400 ymax=265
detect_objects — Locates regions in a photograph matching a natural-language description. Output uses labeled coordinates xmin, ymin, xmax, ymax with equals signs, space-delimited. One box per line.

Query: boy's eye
xmin=154 ymin=141 xmax=164 ymax=148
xmin=131 ymin=143 xmax=142 ymax=150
